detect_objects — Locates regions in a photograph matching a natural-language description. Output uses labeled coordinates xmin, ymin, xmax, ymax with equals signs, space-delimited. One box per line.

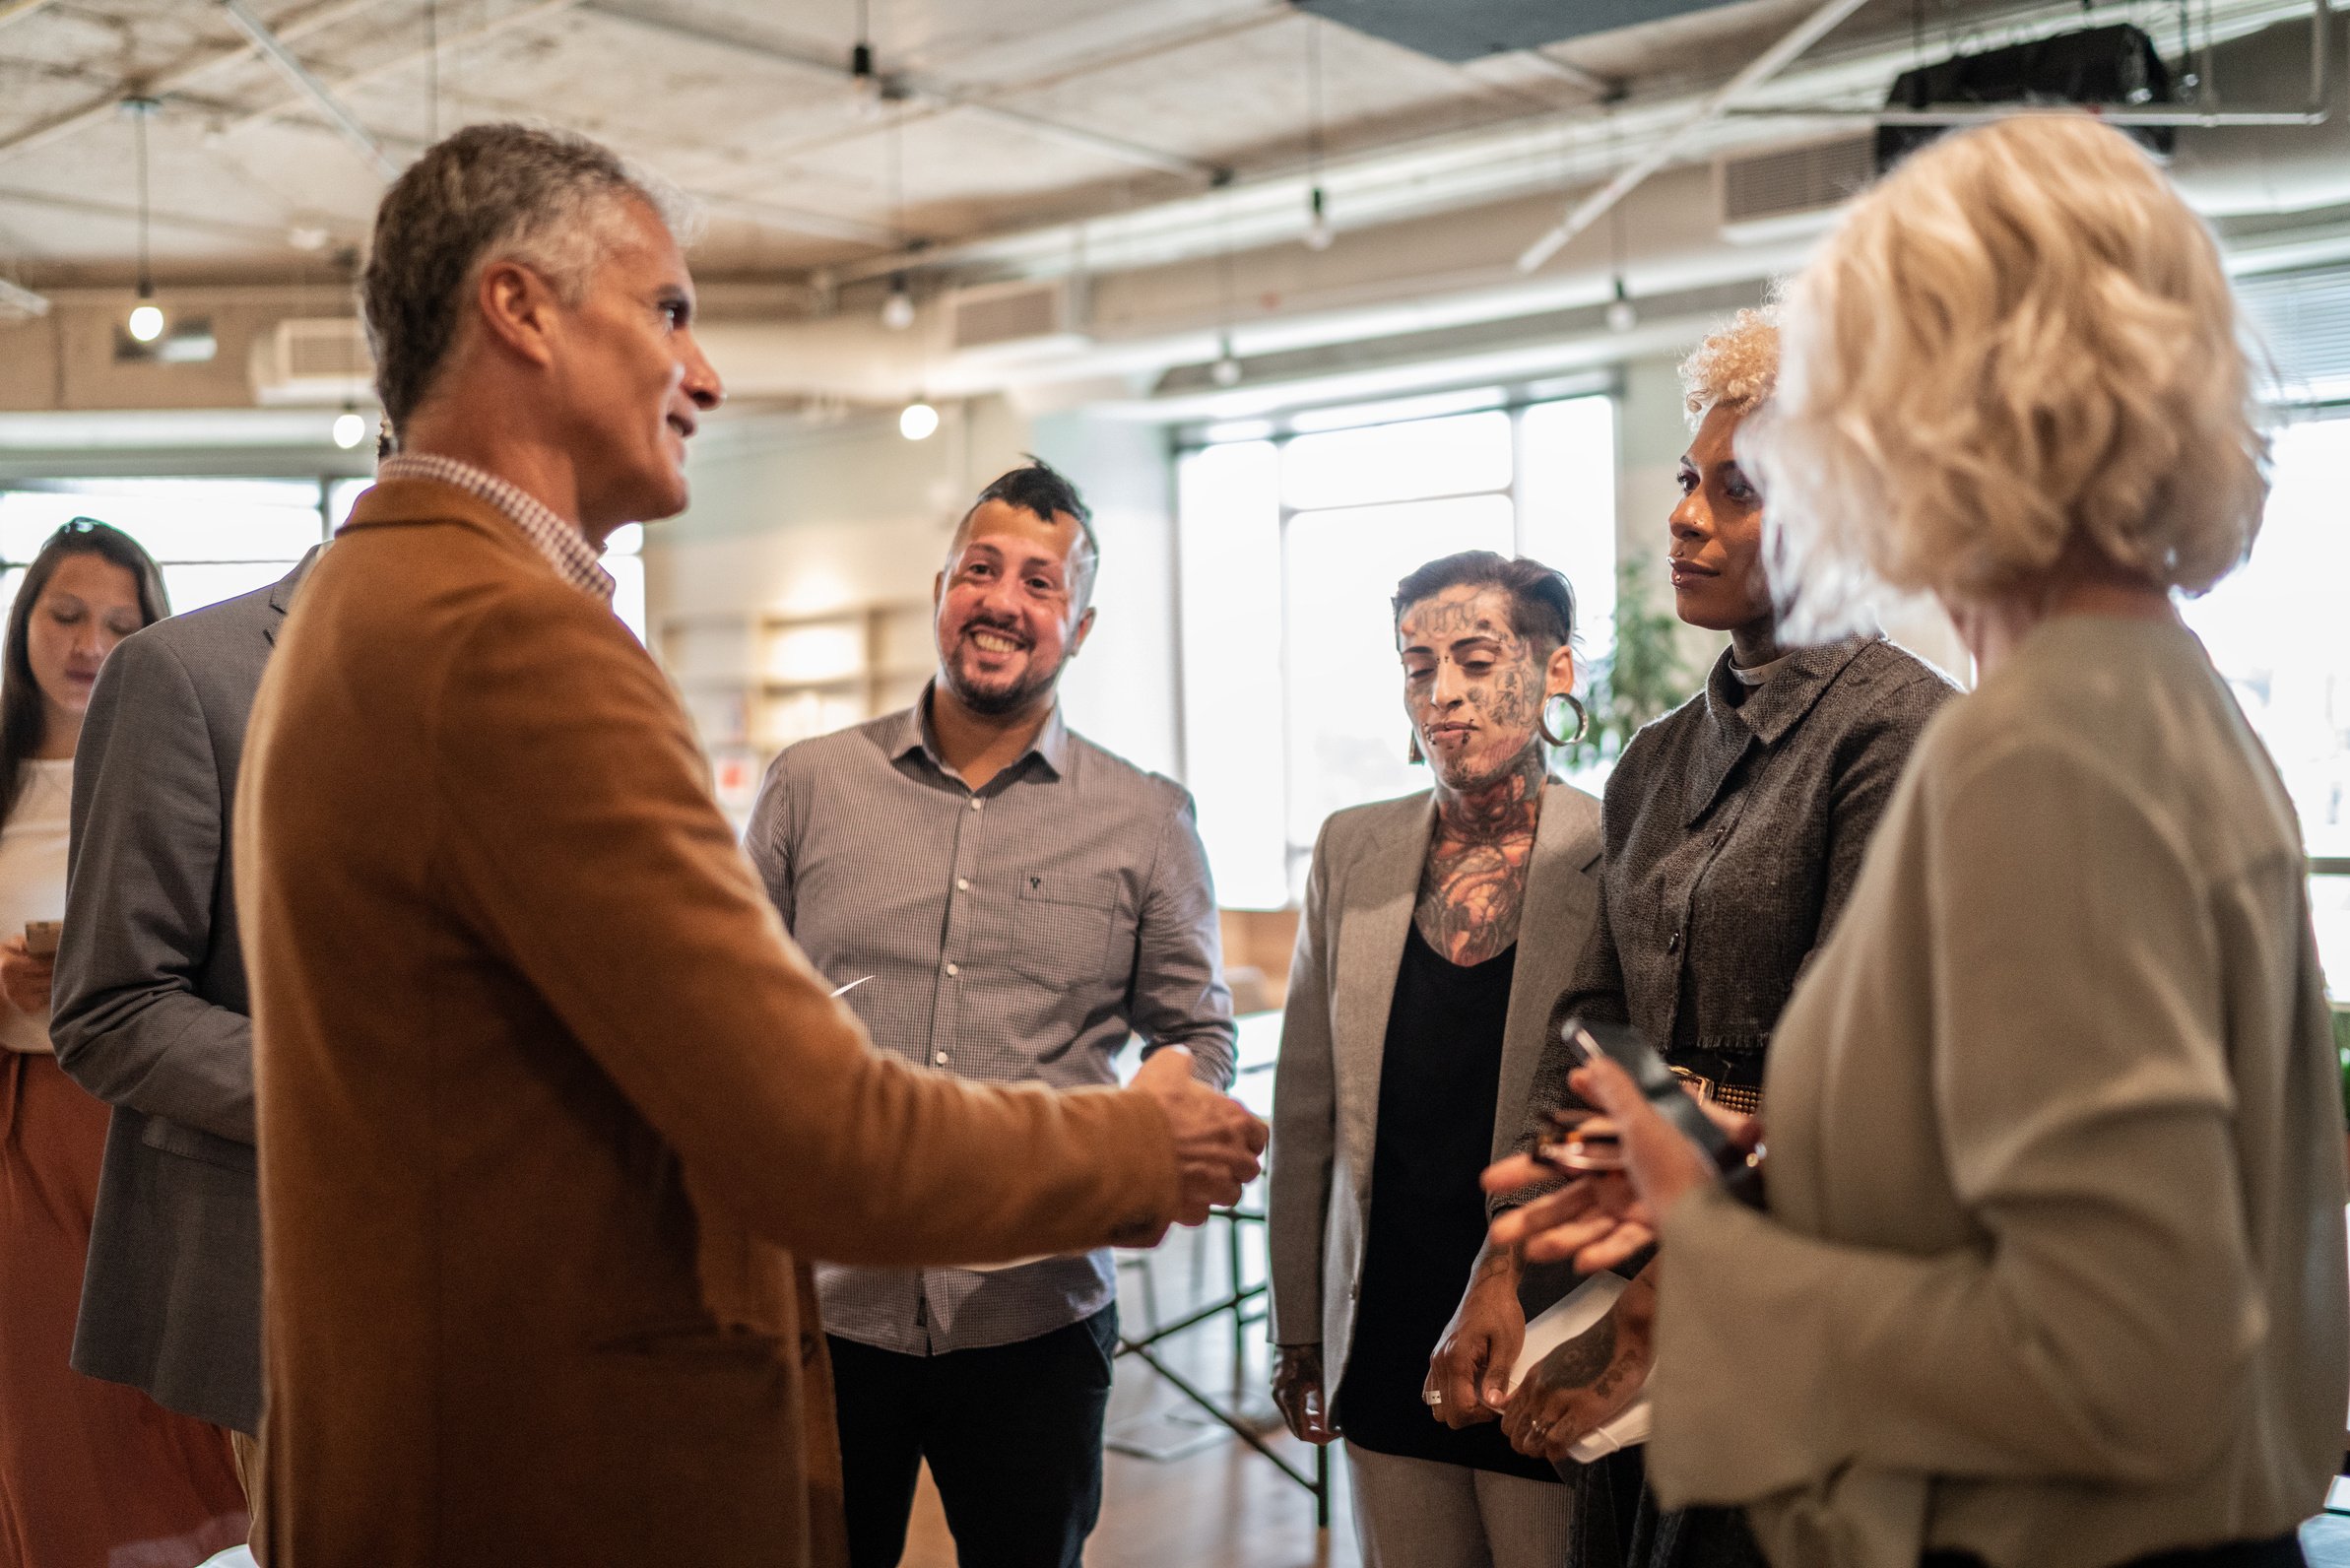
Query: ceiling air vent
xmin=1716 ymin=134 xmax=1876 ymax=243
xmin=947 ymin=279 xmax=1085 ymax=359
xmin=248 ymin=316 xmax=373 ymax=405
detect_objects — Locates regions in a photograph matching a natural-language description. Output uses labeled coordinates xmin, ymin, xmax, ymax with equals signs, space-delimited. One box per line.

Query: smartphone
xmin=1554 ymin=1014 xmax=1764 ymax=1207
xmin=1535 ymin=1104 xmax=1624 ymax=1173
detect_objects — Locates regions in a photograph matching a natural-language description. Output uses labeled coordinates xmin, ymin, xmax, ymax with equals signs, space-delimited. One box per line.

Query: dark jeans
xmin=829 ymin=1305 xmax=1118 ymax=1568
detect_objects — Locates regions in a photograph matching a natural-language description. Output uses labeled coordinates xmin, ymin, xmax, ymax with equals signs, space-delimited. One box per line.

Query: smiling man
xmin=747 ymin=461 xmax=1238 ymax=1568
xmin=235 ymin=129 xmax=1264 ymax=1567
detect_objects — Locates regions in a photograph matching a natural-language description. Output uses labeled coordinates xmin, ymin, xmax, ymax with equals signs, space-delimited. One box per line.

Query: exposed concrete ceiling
xmin=4 ymin=0 xmax=2323 ymax=294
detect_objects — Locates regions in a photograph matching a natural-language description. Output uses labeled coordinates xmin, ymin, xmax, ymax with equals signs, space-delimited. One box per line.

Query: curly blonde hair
xmin=1679 ymin=307 xmax=1780 ymax=428
xmin=1748 ymin=114 xmax=2268 ymax=634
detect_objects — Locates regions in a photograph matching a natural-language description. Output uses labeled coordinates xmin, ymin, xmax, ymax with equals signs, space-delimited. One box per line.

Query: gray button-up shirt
xmin=746 ymin=689 xmax=1236 ymax=1354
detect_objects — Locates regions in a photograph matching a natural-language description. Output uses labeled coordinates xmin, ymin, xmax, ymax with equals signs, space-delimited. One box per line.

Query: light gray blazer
xmin=1267 ymin=780 xmax=1601 ymax=1374
xmin=51 ymin=549 xmax=317 ymax=1435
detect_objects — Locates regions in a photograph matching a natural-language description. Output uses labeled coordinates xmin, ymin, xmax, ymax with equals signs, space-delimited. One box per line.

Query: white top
xmin=1729 ymin=650 xmax=1795 ymax=686
xmin=0 ymin=758 xmax=72 ymax=1054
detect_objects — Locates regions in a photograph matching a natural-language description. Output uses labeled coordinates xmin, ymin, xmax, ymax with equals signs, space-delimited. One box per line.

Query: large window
xmin=1178 ymin=394 xmax=1616 ymax=908
xmin=2180 ymin=410 xmax=2350 ymax=994
xmin=0 ymin=477 xmax=646 ymax=640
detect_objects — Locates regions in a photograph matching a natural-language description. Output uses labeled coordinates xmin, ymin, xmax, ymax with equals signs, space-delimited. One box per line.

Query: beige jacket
xmin=1646 ymin=615 xmax=2348 ymax=1568
xmin=234 ymin=480 xmax=1181 ymax=1567
xmin=1267 ymin=782 xmax=1602 ymax=1366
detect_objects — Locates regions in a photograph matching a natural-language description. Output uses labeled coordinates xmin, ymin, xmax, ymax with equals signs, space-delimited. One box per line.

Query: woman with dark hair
xmin=0 ymin=522 xmax=247 ymax=1566
xmin=1268 ymin=551 xmax=1602 ymax=1567
xmin=1431 ymin=314 xmax=1957 ymax=1568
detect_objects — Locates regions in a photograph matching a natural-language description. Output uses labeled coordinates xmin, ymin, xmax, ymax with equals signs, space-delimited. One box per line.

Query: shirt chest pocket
xmin=1009 ymin=871 xmax=1125 ymax=988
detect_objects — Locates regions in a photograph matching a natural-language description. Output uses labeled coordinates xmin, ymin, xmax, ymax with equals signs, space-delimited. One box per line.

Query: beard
xmin=941 ymin=625 xmax=1066 ymax=716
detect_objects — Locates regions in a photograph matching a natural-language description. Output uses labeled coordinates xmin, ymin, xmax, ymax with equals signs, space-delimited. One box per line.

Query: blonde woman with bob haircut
xmin=1486 ymin=113 xmax=2348 ymax=1568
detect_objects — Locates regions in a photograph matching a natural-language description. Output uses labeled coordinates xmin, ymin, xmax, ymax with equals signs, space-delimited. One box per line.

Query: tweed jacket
xmin=1646 ymin=617 xmax=2347 ymax=1568
xmin=1269 ymin=780 xmax=1601 ymax=1371
xmin=1521 ymin=635 xmax=1956 ymax=1143
xmin=234 ymin=479 xmax=1184 ymax=1568
xmin=51 ymin=549 xmax=317 ymax=1434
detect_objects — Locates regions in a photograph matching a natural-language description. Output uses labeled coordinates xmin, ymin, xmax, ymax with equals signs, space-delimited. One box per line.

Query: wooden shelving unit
xmin=660 ymin=601 xmax=934 ymax=822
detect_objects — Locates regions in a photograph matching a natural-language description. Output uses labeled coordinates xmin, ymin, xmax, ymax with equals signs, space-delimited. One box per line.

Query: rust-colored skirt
xmin=0 ymin=1050 xmax=248 ymax=1568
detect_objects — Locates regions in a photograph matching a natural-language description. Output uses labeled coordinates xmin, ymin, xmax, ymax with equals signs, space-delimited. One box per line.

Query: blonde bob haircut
xmin=1748 ymin=114 xmax=2268 ymax=636
xmin=1680 ymin=306 xmax=1779 ymax=428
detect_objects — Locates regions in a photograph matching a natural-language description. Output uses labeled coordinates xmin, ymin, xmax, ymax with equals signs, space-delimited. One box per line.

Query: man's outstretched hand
xmin=1132 ymin=1046 xmax=1268 ymax=1228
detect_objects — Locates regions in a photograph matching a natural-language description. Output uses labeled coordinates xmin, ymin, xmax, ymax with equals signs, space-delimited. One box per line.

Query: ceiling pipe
xmin=578 ymin=0 xmax=1226 ymax=183
xmin=1515 ymin=0 xmax=1877 ymax=273
xmin=214 ymin=0 xmax=399 ymax=180
xmin=223 ymin=0 xmax=584 ymax=144
xmin=0 ymin=0 xmax=382 ymax=167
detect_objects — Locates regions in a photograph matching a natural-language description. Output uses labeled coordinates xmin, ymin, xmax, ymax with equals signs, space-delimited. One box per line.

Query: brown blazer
xmin=233 ymin=479 xmax=1181 ymax=1567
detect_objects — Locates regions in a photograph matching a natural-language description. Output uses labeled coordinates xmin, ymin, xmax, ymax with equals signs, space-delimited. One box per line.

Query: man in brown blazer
xmin=232 ymin=123 xmax=1265 ymax=1567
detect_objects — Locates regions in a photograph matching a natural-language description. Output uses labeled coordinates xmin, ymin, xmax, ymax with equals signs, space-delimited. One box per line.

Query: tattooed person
xmin=1267 ymin=552 xmax=1601 ymax=1568
xmin=1435 ymin=311 xmax=1956 ymax=1568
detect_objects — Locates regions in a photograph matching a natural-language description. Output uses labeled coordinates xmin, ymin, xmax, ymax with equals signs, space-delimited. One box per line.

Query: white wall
xmin=647 ymin=398 xmax=1028 ymax=627
xmin=644 ymin=396 xmax=1185 ymax=777
xmin=1029 ymin=412 xmax=1182 ymax=778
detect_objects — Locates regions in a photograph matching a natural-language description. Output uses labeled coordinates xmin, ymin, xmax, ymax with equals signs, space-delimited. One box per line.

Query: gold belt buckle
xmin=1670 ymin=1065 xmax=1762 ymax=1116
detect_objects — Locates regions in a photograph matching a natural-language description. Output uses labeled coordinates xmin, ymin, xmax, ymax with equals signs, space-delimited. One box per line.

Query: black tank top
xmin=1335 ymin=923 xmax=1558 ymax=1482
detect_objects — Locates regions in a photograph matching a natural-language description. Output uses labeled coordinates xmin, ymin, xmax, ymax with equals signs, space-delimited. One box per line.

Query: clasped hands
xmin=1123 ymin=1047 xmax=1268 ymax=1245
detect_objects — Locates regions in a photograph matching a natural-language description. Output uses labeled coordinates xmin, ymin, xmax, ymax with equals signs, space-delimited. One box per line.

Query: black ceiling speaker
xmin=1876 ymin=23 xmax=2177 ymax=171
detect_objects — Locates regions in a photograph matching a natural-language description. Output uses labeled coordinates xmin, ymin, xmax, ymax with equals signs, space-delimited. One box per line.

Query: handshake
xmin=1117 ymin=1048 xmax=1270 ymax=1245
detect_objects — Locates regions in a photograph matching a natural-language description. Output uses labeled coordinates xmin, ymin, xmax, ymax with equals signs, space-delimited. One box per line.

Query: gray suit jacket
xmin=1267 ymin=780 xmax=1601 ymax=1376
xmin=52 ymin=549 xmax=317 ymax=1434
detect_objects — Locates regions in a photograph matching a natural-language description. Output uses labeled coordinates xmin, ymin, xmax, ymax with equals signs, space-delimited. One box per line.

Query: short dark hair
xmin=956 ymin=457 xmax=1100 ymax=606
xmin=1391 ymin=551 xmax=1577 ymax=650
xmin=361 ymin=123 xmax=683 ymax=436
xmin=2 ymin=519 xmax=168 ymax=818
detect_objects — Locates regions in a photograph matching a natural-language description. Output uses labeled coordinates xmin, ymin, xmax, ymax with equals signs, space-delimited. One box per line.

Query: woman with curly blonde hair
xmin=1430 ymin=301 xmax=1956 ymax=1565
xmin=1490 ymin=113 xmax=2345 ymax=1568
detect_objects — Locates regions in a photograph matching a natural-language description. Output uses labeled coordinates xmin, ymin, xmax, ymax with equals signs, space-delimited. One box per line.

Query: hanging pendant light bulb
xmin=848 ymin=0 xmax=884 ymax=119
xmin=1210 ymin=336 xmax=1242 ymax=388
xmin=1602 ymin=192 xmax=1636 ymax=333
xmin=332 ymin=406 xmax=367 ymax=450
xmin=1300 ymin=18 xmax=1333 ymax=253
xmin=127 ymin=293 xmax=163 ymax=344
xmin=881 ymin=273 xmax=915 ymax=330
xmin=123 ymin=97 xmax=164 ymax=344
xmin=1605 ymin=275 xmax=1637 ymax=334
xmin=899 ymin=399 xmax=939 ymax=441
xmin=1304 ymin=186 xmax=1333 ymax=251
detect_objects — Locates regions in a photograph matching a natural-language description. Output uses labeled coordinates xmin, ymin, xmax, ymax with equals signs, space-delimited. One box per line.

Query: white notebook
xmin=1506 ymin=1273 xmax=1653 ymax=1462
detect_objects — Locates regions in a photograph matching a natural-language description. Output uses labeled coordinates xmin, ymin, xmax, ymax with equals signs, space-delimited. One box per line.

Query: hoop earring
xmin=1537 ymin=692 xmax=1588 ymax=748
xmin=1406 ymin=731 xmax=1425 ymax=765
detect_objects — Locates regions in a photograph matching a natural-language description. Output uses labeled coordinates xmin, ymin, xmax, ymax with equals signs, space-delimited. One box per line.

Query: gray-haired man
xmin=748 ymin=459 xmax=1238 ymax=1568
xmin=235 ymin=125 xmax=1262 ymax=1567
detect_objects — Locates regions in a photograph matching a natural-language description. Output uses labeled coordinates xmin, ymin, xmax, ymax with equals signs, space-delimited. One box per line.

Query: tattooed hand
xmin=1398 ymin=585 xmax=1563 ymax=966
xmin=1498 ymin=1264 xmax=1657 ymax=1464
xmin=1425 ymin=1239 xmax=1524 ymax=1425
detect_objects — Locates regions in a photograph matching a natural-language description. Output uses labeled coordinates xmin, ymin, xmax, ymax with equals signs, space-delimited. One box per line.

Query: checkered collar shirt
xmin=376 ymin=452 xmax=616 ymax=605
xmin=891 ymin=690 xmax=1073 ymax=781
